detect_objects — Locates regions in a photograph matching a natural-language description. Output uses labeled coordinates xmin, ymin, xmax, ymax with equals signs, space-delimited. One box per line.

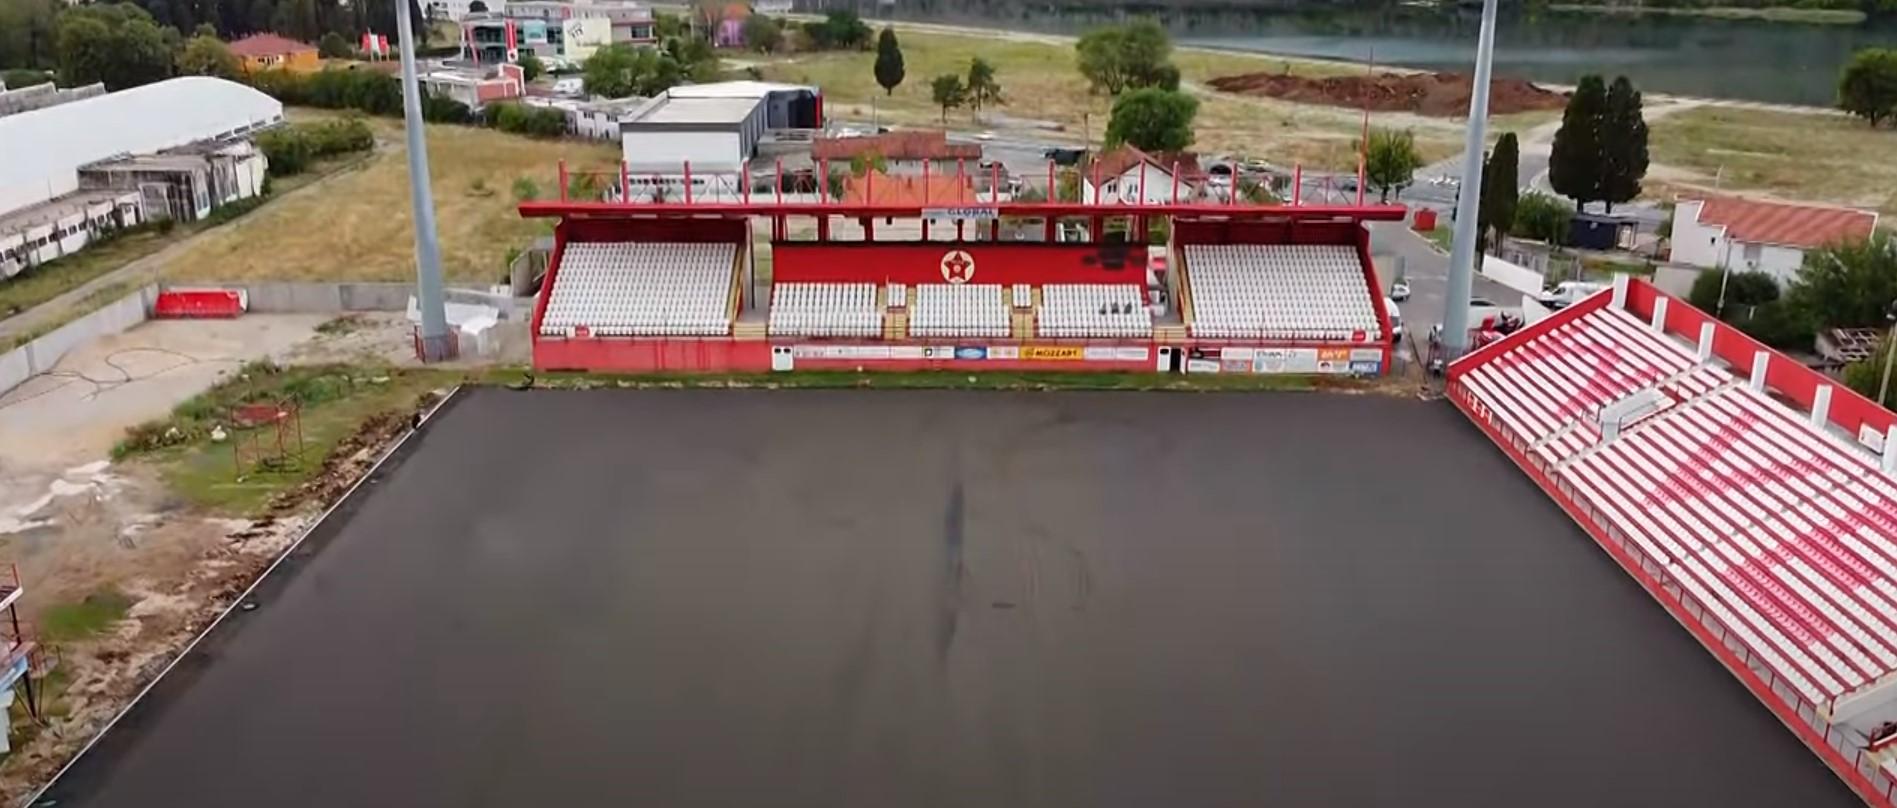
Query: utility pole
xmin=1441 ymin=0 xmax=1500 ymax=359
xmin=396 ymin=0 xmax=454 ymax=361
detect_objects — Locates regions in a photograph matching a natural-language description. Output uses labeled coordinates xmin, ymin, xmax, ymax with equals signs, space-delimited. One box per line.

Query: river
xmin=852 ymin=0 xmax=1894 ymax=106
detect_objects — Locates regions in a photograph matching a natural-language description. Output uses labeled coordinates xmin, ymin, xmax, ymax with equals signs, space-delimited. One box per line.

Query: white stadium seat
xmin=1460 ymin=301 xmax=1897 ymax=712
xmin=910 ymin=284 xmax=1008 ymax=339
xmin=539 ymin=241 xmax=736 ymax=337
xmin=1182 ymin=244 xmax=1381 ymax=341
xmin=769 ymin=283 xmax=882 ymax=338
xmin=1036 ymin=284 xmax=1152 ymax=339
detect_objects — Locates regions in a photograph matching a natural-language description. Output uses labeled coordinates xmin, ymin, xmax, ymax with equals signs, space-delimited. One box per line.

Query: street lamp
xmin=1440 ymin=0 xmax=1501 ymax=358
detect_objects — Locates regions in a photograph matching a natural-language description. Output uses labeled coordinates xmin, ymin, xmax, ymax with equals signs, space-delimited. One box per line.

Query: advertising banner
xmin=1185 ymin=358 xmax=1220 ymax=374
xmin=1218 ymin=347 xmax=1255 ymax=361
xmin=1082 ymin=346 xmax=1119 ymax=361
xmin=1350 ymin=348 xmax=1384 ymax=363
xmin=954 ymin=346 xmax=987 ymax=360
xmin=1350 ymin=359 xmax=1383 ymax=375
xmin=987 ymin=346 xmax=1019 ymax=360
xmin=1021 ymin=345 xmax=1084 ymax=361
xmin=791 ymin=345 xmax=890 ymax=359
xmin=922 ymin=207 xmax=999 ymax=221
xmin=1253 ymin=349 xmax=1288 ymax=374
xmin=1113 ymin=346 xmax=1150 ymax=361
xmin=889 ymin=345 xmax=925 ymax=359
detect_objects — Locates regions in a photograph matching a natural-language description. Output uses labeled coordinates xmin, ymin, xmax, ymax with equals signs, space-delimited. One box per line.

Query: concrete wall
xmin=0 ymin=284 xmax=155 ymax=396
xmin=213 ymin=282 xmax=526 ymax=319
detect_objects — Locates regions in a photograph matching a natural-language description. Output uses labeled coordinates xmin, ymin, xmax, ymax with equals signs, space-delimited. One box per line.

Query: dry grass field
xmin=1650 ymin=105 xmax=1896 ymax=216
xmin=164 ymin=113 xmax=621 ymax=284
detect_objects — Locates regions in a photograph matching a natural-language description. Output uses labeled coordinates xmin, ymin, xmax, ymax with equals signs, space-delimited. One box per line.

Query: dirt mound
xmin=1207 ymin=70 xmax=1567 ymax=117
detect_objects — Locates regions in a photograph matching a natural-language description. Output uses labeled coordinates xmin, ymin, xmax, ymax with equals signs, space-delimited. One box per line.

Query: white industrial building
xmin=615 ymin=81 xmax=821 ymax=198
xmin=1671 ymin=195 xmax=1878 ymax=285
xmin=0 ymin=77 xmax=280 ymax=278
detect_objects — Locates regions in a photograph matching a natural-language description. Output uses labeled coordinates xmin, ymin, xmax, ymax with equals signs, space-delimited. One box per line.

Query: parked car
xmin=1390 ymin=278 xmax=1411 ymax=302
xmin=1538 ymin=280 xmax=1607 ymax=309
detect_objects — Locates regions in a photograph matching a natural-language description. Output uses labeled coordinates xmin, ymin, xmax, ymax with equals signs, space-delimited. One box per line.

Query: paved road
xmin=43 ymin=389 xmax=1860 ymax=808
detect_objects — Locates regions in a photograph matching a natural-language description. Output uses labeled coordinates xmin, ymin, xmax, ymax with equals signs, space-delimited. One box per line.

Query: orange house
xmin=228 ymin=33 xmax=321 ymax=73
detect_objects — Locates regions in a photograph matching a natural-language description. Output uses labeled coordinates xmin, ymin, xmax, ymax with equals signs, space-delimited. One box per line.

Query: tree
xmin=177 ymin=33 xmax=241 ymax=78
xmin=873 ymin=26 xmax=903 ymax=96
xmin=1364 ymin=128 xmax=1423 ymax=203
xmin=805 ymin=10 xmax=869 ymax=51
xmin=1104 ymin=87 xmax=1197 ymax=152
xmin=271 ymin=0 xmax=321 ymax=42
xmin=741 ymin=14 xmax=781 ymax=53
xmin=930 ymin=73 xmax=965 ymax=123
xmin=55 ymin=5 xmax=174 ymax=91
xmin=1845 ymin=342 xmax=1897 ymax=406
xmin=583 ymin=44 xmax=639 ymax=98
xmin=1512 ymin=192 xmax=1573 ymax=246
xmin=517 ymin=52 xmax=544 ymax=82
xmin=1787 ymin=232 xmax=1897 ymax=329
xmin=1600 ymin=76 xmax=1649 ymax=214
xmin=1478 ymin=132 xmax=1520 ymax=255
xmin=1075 ymin=19 xmax=1176 ymax=96
xmin=1839 ymin=48 xmax=1897 ymax=128
xmin=965 ymin=57 xmax=1002 ymax=112
xmin=1549 ymin=74 xmax=1607 ymax=210
xmin=0 ymin=0 xmax=63 ymax=72
xmin=318 ymin=31 xmax=353 ymax=59
xmin=1686 ymin=269 xmax=1810 ymax=349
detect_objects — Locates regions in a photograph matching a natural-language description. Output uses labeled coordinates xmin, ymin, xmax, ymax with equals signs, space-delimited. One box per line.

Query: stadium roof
xmin=0 ymin=77 xmax=283 ymax=218
xmin=1684 ymin=195 xmax=1878 ymax=250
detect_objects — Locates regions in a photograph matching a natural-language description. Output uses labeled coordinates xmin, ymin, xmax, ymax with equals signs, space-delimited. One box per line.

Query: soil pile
xmin=1207 ymin=70 xmax=1567 ymax=117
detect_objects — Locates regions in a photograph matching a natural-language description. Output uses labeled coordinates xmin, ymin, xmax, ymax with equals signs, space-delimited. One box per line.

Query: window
xmin=1743 ymin=243 xmax=1762 ymax=266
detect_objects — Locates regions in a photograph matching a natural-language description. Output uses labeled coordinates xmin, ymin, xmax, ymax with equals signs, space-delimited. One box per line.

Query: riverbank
xmin=1548 ymin=3 xmax=1866 ymax=25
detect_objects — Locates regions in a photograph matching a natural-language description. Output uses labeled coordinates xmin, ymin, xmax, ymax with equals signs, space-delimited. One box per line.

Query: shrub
xmin=487 ymin=102 xmax=567 ymax=137
xmin=257 ymin=118 xmax=374 ymax=177
xmin=1511 ymin=192 xmax=1573 ymax=246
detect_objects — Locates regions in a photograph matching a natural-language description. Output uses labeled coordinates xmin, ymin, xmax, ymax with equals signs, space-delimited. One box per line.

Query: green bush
xmin=1511 ymin=192 xmax=1573 ymax=246
xmin=258 ymin=118 xmax=374 ymax=177
xmin=1684 ymin=269 xmax=1811 ymax=350
xmin=486 ymin=102 xmax=567 ymax=137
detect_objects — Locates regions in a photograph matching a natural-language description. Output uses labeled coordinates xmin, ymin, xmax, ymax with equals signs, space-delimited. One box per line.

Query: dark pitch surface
xmin=48 ymin=389 xmax=1857 ymax=807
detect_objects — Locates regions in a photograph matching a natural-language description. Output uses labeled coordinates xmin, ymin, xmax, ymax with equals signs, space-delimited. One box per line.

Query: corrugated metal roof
xmin=665 ymin=80 xmax=814 ymax=99
xmin=0 ymin=77 xmax=283 ymax=217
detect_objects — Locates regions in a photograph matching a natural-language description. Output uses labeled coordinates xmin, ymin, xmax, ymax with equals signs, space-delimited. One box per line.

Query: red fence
xmin=771 ymin=243 xmax=1149 ymax=286
xmin=153 ymin=288 xmax=245 ymax=319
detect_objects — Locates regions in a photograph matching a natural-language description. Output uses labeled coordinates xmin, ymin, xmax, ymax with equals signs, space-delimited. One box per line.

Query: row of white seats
xmin=540 ymin=241 xmax=735 ymax=337
xmin=1183 ymin=244 xmax=1381 ymax=341
xmin=911 ymin=284 xmax=1009 ymax=338
xmin=1457 ymin=301 xmax=1897 ymax=713
xmin=1037 ymin=284 xmax=1151 ymax=339
xmin=770 ymin=283 xmax=881 ymax=338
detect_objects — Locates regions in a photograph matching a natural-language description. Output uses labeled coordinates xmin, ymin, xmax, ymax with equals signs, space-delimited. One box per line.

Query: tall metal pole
xmin=396 ymin=0 xmax=453 ymax=362
xmin=1441 ymin=0 xmax=1501 ymax=358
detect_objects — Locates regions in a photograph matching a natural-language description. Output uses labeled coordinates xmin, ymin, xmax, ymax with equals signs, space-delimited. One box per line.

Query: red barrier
xmin=771 ymin=242 xmax=1147 ymax=286
xmin=153 ymin=289 xmax=245 ymax=319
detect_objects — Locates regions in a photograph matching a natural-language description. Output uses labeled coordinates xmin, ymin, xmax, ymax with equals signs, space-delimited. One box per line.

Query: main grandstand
xmin=520 ymin=160 xmax=1398 ymax=376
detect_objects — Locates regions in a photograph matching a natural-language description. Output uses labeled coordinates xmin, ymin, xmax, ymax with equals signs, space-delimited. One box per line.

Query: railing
xmin=1449 ymin=382 xmax=1897 ymax=808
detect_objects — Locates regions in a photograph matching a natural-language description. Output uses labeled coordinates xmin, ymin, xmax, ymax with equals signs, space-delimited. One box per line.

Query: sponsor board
xmin=1021 ymin=345 xmax=1085 ymax=361
xmin=1082 ymin=346 xmax=1120 ymax=361
xmin=889 ymin=345 xmax=926 ymax=359
xmin=987 ymin=346 xmax=1020 ymax=360
xmin=955 ymin=346 xmax=987 ymax=360
xmin=922 ymin=206 xmax=999 ymax=221
xmin=1350 ymin=348 xmax=1384 ymax=362
xmin=791 ymin=345 xmax=891 ymax=360
xmin=1185 ymin=358 xmax=1220 ymax=374
xmin=1349 ymin=359 xmax=1383 ymax=375
xmin=1219 ymin=347 xmax=1255 ymax=361
xmin=921 ymin=346 xmax=956 ymax=359
xmin=1253 ymin=349 xmax=1289 ymax=374
xmin=1113 ymin=346 xmax=1150 ymax=361
xmin=1317 ymin=347 xmax=1352 ymax=363
xmin=1220 ymin=358 xmax=1251 ymax=373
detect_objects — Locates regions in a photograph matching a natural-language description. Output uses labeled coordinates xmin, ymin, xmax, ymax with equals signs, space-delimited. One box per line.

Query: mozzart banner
xmin=786 ymin=345 xmax=1150 ymax=362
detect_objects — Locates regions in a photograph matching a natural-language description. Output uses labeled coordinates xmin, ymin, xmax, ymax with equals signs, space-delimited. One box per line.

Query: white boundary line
xmin=21 ymin=384 xmax=466 ymax=808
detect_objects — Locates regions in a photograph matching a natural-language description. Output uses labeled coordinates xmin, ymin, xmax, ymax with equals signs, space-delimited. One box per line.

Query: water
xmin=864 ymin=1 xmax=1894 ymax=106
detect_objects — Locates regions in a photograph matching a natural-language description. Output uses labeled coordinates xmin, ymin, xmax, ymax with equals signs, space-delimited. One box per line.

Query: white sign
xmin=791 ymin=345 xmax=891 ymax=359
xmin=1113 ymin=346 xmax=1150 ymax=361
xmin=987 ymin=345 xmax=1019 ymax=360
xmin=1082 ymin=346 xmax=1120 ymax=361
xmin=1186 ymin=359 xmax=1220 ymax=374
xmin=923 ymin=207 xmax=998 ymax=221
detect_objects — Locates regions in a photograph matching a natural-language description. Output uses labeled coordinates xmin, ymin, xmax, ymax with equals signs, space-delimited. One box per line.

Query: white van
xmin=1538 ymin=281 xmax=1607 ymax=309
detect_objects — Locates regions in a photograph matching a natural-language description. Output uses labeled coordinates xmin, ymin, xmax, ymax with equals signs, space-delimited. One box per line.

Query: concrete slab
xmin=40 ymin=389 xmax=1859 ymax=808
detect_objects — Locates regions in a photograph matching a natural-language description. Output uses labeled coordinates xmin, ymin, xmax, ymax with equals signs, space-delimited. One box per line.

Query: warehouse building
xmin=0 ymin=77 xmax=281 ymax=278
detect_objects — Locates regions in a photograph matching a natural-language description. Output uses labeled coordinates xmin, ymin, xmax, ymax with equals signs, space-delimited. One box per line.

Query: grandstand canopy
xmin=0 ymin=77 xmax=284 ymax=217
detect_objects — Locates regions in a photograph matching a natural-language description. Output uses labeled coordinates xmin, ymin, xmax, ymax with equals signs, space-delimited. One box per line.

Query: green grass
xmin=1650 ymin=106 xmax=1897 ymax=217
xmin=41 ymin=588 xmax=134 ymax=644
xmin=1424 ymin=223 xmax=1455 ymax=253
xmin=121 ymin=363 xmax=459 ymax=516
xmin=0 ymin=227 xmax=173 ymax=322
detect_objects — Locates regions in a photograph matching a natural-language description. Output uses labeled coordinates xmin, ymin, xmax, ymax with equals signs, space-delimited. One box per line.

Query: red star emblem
xmin=941 ymin=250 xmax=975 ymax=283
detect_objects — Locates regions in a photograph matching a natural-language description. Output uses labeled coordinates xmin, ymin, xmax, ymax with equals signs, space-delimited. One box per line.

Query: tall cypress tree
xmin=1548 ymin=74 xmax=1606 ymax=212
xmin=1600 ymin=75 xmax=1650 ymax=215
xmin=1479 ymin=131 xmax=1520 ymax=255
xmin=873 ymin=26 xmax=904 ymax=96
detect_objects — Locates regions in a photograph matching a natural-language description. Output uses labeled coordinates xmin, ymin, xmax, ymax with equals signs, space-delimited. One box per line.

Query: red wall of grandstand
xmin=1446 ymin=277 xmax=1897 ymax=808
xmin=771 ymin=243 xmax=1147 ymax=286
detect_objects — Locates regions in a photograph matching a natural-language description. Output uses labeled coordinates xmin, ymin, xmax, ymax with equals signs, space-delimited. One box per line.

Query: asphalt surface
xmin=45 ymin=389 xmax=1857 ymax=808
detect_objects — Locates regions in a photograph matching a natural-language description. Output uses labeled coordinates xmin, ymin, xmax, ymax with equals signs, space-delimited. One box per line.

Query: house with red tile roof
xmin=840 ymin=171 xmax=974 ymax=206
xmin=811 ymin=130 xmax=982 ymax=171
xmin=227 ymin=33 xmax=320 ymax=74
xmin=1079 ymin=145 xmax=1207 ymax=205
xmin=1672 ymin=195 xmax=1878 ymax=284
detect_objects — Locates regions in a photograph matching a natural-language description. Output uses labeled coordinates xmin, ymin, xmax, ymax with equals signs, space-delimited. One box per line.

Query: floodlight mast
xmin=396 ymin=0 xmax=453 ymax=361
xmin=1441 ymin=0 xmax=1501 ymax=359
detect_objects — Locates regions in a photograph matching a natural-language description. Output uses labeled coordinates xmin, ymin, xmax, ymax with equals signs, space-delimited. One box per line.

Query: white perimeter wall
xmin=623 ymin=130 xmax=742 ymax=174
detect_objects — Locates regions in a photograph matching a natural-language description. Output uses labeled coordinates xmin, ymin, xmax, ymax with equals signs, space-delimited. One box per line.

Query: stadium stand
xmin=1037 ymin=285 xmax=1152 ymax=339
xmin=1183 ymin=244 xmax=1380 ymax=341
xmin=540 ymin=242 xmax=735 ymax=337
xmin=1450 ymin=277 xmax=1897 ymax=807
xmin=910 ymin=284 xmax=1008 ymax=338
xmin=769 ymin=282 xmax=881 ymax=338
